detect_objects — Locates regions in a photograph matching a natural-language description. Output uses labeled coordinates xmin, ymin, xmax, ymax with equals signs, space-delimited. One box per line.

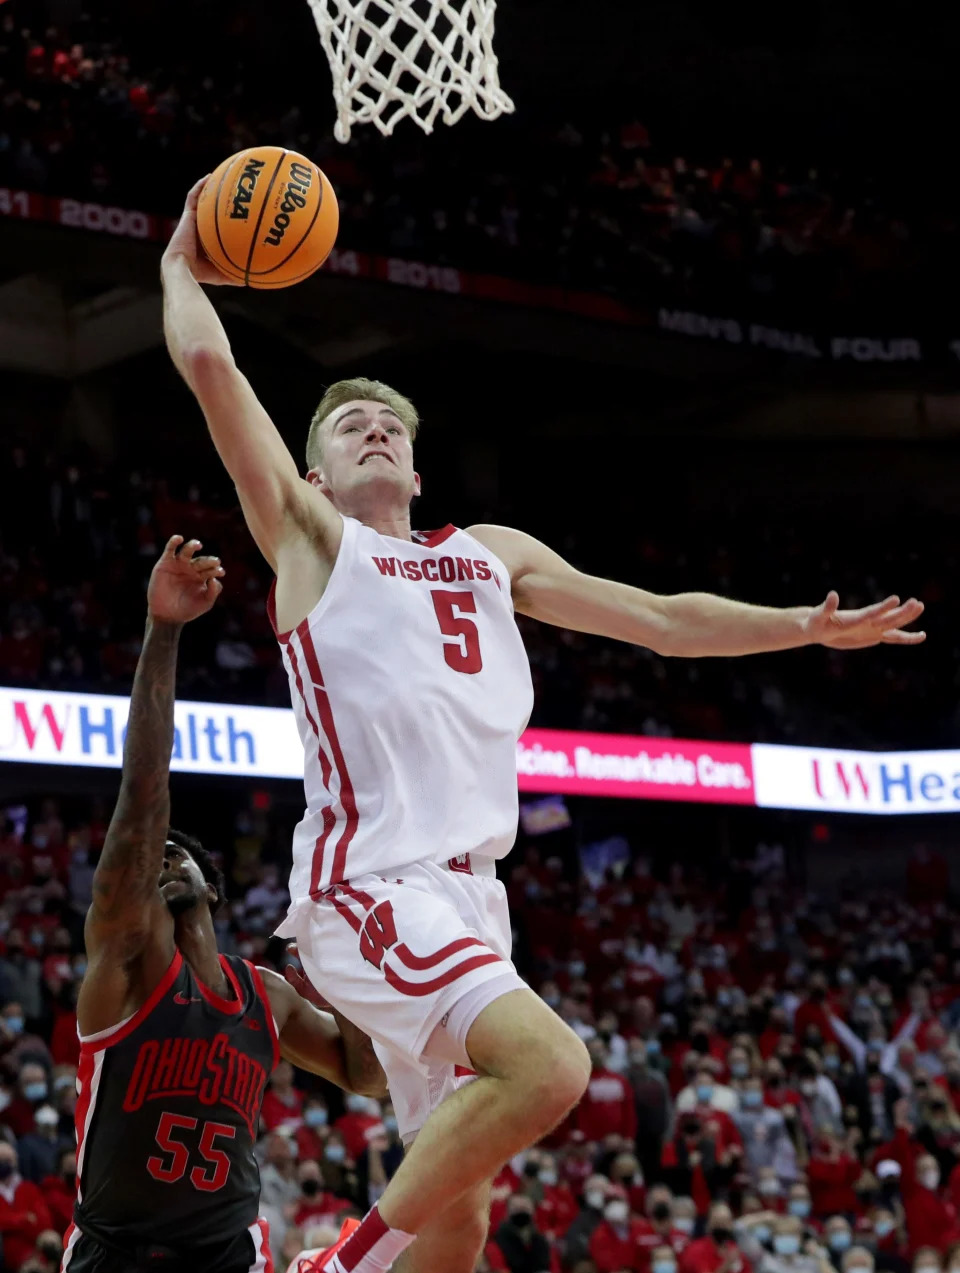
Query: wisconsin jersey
xmin=269 ymin=517 xmax=533 ymax=913
xmin=72 ymin=952 xmax=278 ymax=1250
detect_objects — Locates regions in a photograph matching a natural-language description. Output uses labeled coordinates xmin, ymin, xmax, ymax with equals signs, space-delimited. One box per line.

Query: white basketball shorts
xmin=281 ymin=854 xmax=529 ymax=1139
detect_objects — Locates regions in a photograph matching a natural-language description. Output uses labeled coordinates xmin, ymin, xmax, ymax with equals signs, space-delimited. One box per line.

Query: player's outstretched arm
xmin=161 ymin=179 xmax=340 ymax=570
xmin=258 ymin=966 xmax=388 ymax=1097
xmin=469 ymin=524 xmax=926 ymax=656
xmin=81 ymin=540 xmax=224 ymax=1008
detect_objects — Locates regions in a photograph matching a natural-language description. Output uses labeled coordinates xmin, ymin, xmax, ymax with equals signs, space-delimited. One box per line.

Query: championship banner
xmin=1 ymin=685 xmax=957 ymax=815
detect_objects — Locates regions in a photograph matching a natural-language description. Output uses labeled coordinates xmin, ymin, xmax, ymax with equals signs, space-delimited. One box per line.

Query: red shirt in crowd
xmin=333 ymin=1112 xmax=381 ymax=1160
xmin=903 ymin=1182 xmax=960 ymax=1254
xmin=807 ymin=1151 xmax=862 ymax=1216
xmin=40 ymin=1174 xmax=76 ymax=1234
xmin=0 ymin=1173 xmax=53 ymax=1270
xmin=576 ymin=1067 xmax=637 ymax=1141
xmin=293 ymin=1191 xmax=353 ymax=1228
xmin=260 ymin=1087 xmax=303 ymax=1132
xmin=680 ymin=1237 xmax=753 ymax=1273
xmin=590 ymin=1218 xmax=649 ymax=1272
xmin=633 ymin=1221 xmax=690 ymax=1271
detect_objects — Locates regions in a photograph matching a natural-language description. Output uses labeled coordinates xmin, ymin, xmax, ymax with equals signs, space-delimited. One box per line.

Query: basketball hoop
xmin=305 ymin=0 xmax=515 ymax=143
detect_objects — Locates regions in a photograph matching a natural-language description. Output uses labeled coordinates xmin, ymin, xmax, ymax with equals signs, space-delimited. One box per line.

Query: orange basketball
xmin=197 ymin=146 xmax=339 ymax=288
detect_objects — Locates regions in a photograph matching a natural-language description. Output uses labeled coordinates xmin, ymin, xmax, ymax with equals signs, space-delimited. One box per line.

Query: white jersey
xmin=269 ymin=516 xmax=533 ymax=913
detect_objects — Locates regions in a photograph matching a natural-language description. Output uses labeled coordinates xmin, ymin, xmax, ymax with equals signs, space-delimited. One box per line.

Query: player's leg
xmin=325 ymin=989 xmax=588 ymax=1270
xmin=376 ymin=988 xmax=588 ymax=1232
xmin=391 ymin=1181 xmax=491 ymax=1273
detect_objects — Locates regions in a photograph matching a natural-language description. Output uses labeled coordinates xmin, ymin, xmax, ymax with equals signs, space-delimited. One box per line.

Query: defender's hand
xmin=147 ymin=536 xmax=224 ymax=625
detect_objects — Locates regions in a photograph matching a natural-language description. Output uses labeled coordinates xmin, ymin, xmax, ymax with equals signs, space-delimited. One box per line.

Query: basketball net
xmin=305 ymin=0 xmax=515 ymax=142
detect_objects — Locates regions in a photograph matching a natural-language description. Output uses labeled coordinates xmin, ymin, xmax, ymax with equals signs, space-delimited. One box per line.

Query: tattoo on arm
xmin=91 ymin=618 xmax=182 ymax=923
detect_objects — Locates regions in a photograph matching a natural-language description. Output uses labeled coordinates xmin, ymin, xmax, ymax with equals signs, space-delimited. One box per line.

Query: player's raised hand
xmin=147 ymin=536 xmax=225 ymax=625
xmin=803 ymin=591 xmax=926 ymax=650
xmin=163 ymin=177 xmax=243 ymax=286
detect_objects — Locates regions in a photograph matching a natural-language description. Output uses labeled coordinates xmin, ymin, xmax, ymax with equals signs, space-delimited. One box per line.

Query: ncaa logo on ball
xmin=263 ymin=161 xmax=314 ymax=247
xmin=229 ymin=157 xmax=266 ymax=221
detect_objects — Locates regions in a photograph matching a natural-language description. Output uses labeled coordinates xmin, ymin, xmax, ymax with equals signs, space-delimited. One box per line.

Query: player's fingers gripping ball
xmin=197 ymin=146 xmax=339 ymax=288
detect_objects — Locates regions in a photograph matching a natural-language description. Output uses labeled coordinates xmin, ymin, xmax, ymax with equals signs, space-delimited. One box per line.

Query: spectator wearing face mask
xmin=496 ymin=1193 xmax=556 ymax=1273
xmin=577 ymin=1038 xmax=638 ymax=1142
xmin=3 ymin=1061 xmax=51 ymax=1138
xmin=562 ymin=1173 xmax=609 ymax=1268
xmin=16 ymin=1101 xmax=71 ymax=1182
xmin=0 ymin=1000 xmax=51 ymax=1073
xmin=590 ymin=1185 xmax=648 ymax=1273
xmin=910 ymin=1247 xmax=941 ymax=1273
xmin=34 ymin=1227 xmax=67 ymax=1270
xmin=334 ymin=1092 xmax=382 ymax=1160
xmin=915 ymin=1087 xmax=960 ymax=1181
xmin=761 ymin=1215 xmax=827 ymax=1273
xmin=295 ymin=1095 xmax=331 ymax=1162
xmin=680 ymin=1202 xmax=753 ymax=1273
xmin=634 ymin=1186 xmax=692 ymax=1269
xmin=662 ymin=1114 xmax=737 ymax=1215
xmin=902 ymin=1153 xmax=960 ymax=1253
xmin=842 ymin=1246 xmax=878 ymax=1273
xmin=823 ymin=1217 xmax=855 ymax=1268
xmin=678 ymin=1067 xmax=739 ymax=1116
xmin=735 ymin=1076 xmax=799 ymax=1183
xmin=869 ymin=1206 xmax=909 ymax=1273
xmin=650 ymin=1240 xmax=684 ymax=1273
xmin=0 ymin=1139 xmax=52 ymax=1271
xmin=807 ymin=1134 xmax=863 ymax=1217
xmin=292 ymin=1158 xmax=351 ymax=1228
xmin=796 ymin=1062 xmax=843 ymax=1140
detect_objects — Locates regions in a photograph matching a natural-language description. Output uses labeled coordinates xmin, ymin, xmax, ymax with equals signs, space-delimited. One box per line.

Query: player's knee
xmin=520 ymin=1024 xmax=590 ymax=1122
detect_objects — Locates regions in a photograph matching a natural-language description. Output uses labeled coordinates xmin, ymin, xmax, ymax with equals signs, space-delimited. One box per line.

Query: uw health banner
xmin=1 ymin=685 xmax=958 ymax=815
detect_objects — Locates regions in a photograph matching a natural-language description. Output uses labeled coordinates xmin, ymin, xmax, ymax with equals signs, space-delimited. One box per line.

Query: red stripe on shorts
xmin=339 ymin=882 xmax=375 ymax=911
xmin=394 ymin=936 xmax=487 ymax=971
xmin=330 ymin=894 xmax=363 ymax=933
xmin=287 ymin=638 xmax=337 ymax=893
xmin=297 ymin=620 xmax=360 ymax=888
xmin=385 ymin=951 xmax=503 ymax=997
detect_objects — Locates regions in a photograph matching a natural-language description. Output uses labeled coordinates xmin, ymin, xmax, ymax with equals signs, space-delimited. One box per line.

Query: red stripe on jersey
xmin=339 ymin=883 xmax=375 ymax=911
xmin=394 ymin=936 xmax=487 ymax=971
xmin=248 ymin=962 xmax=282 ymax=1072
xmin=287 ymin=638 xmax=336 ymax=891
xmin=296 ymin=620 xmax=359 ymax=887
xmin=416 ymin=525 xmax=457 ymax=547
xmin=194 ymin=954 xmax=244 ymax=1015
xmin=62 ymin=1222 xmax=79 ymax=1271
xmin=73 ymin=1049 xmax=96 ymax=1187
xmin=385 ymin=951 xmax=503 ymax=997
xmin=330 ymin=894 xmax=363 ymax=933
xmin=80 ymin=949 xmax=183 ymax=1051
xmin=454 ymin=1065 xmax=477 ymax=1078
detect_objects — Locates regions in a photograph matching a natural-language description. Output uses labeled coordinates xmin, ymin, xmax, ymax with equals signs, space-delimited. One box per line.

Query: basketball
xmin=196 ymin=146 xmax=339 ymax=288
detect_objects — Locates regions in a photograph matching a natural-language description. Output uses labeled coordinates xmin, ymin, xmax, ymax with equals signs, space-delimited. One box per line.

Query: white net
xmin=306 ymin=0 xmax=515 ymax=143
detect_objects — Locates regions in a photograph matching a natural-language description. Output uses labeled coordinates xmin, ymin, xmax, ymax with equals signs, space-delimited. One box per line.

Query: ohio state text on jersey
xmin=73 ymin=952 xmax=278 ymax=1249
xmin=269 ymin=518 xmax=533 ymax=909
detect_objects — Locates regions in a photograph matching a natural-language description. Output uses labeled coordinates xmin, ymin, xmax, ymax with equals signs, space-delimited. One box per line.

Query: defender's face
xmin=159 ymin=842 xmax=211 ymax=915
xmin=310 ymin=400 xmax=419 ymax=505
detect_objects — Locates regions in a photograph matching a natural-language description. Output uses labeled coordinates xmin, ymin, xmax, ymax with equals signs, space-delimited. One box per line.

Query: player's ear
xmin=307 ymin=466 xmax=326 ymax=490
xmin=205 ymin=881 xmax=218 ymax=909
xmin=413 ymin=471 xmax=422 ymax=497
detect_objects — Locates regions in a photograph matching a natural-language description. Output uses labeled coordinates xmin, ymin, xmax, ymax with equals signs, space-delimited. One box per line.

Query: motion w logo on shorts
xmin=332 ymin=883 xmax=503 ymax=997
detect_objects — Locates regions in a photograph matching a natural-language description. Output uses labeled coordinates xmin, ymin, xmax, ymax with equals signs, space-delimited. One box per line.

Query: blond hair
xmin=306 ymin=378 xmax=420 ymax=470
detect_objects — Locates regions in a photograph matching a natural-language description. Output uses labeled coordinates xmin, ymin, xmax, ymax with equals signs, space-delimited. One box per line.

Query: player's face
xmin=159 ymin=842 xmax=212 ymax=915
xmin=310 ymin=400 xmax=420 ymax=506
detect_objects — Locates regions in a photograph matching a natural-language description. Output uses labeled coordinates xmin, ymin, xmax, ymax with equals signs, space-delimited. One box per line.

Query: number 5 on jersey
xmin=431 ymin=590 xmax=482 ymax=674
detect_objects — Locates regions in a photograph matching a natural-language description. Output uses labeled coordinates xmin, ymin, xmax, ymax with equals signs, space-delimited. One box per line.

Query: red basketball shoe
xmin=295 ymin=1218 xmax=362 ymax=1272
